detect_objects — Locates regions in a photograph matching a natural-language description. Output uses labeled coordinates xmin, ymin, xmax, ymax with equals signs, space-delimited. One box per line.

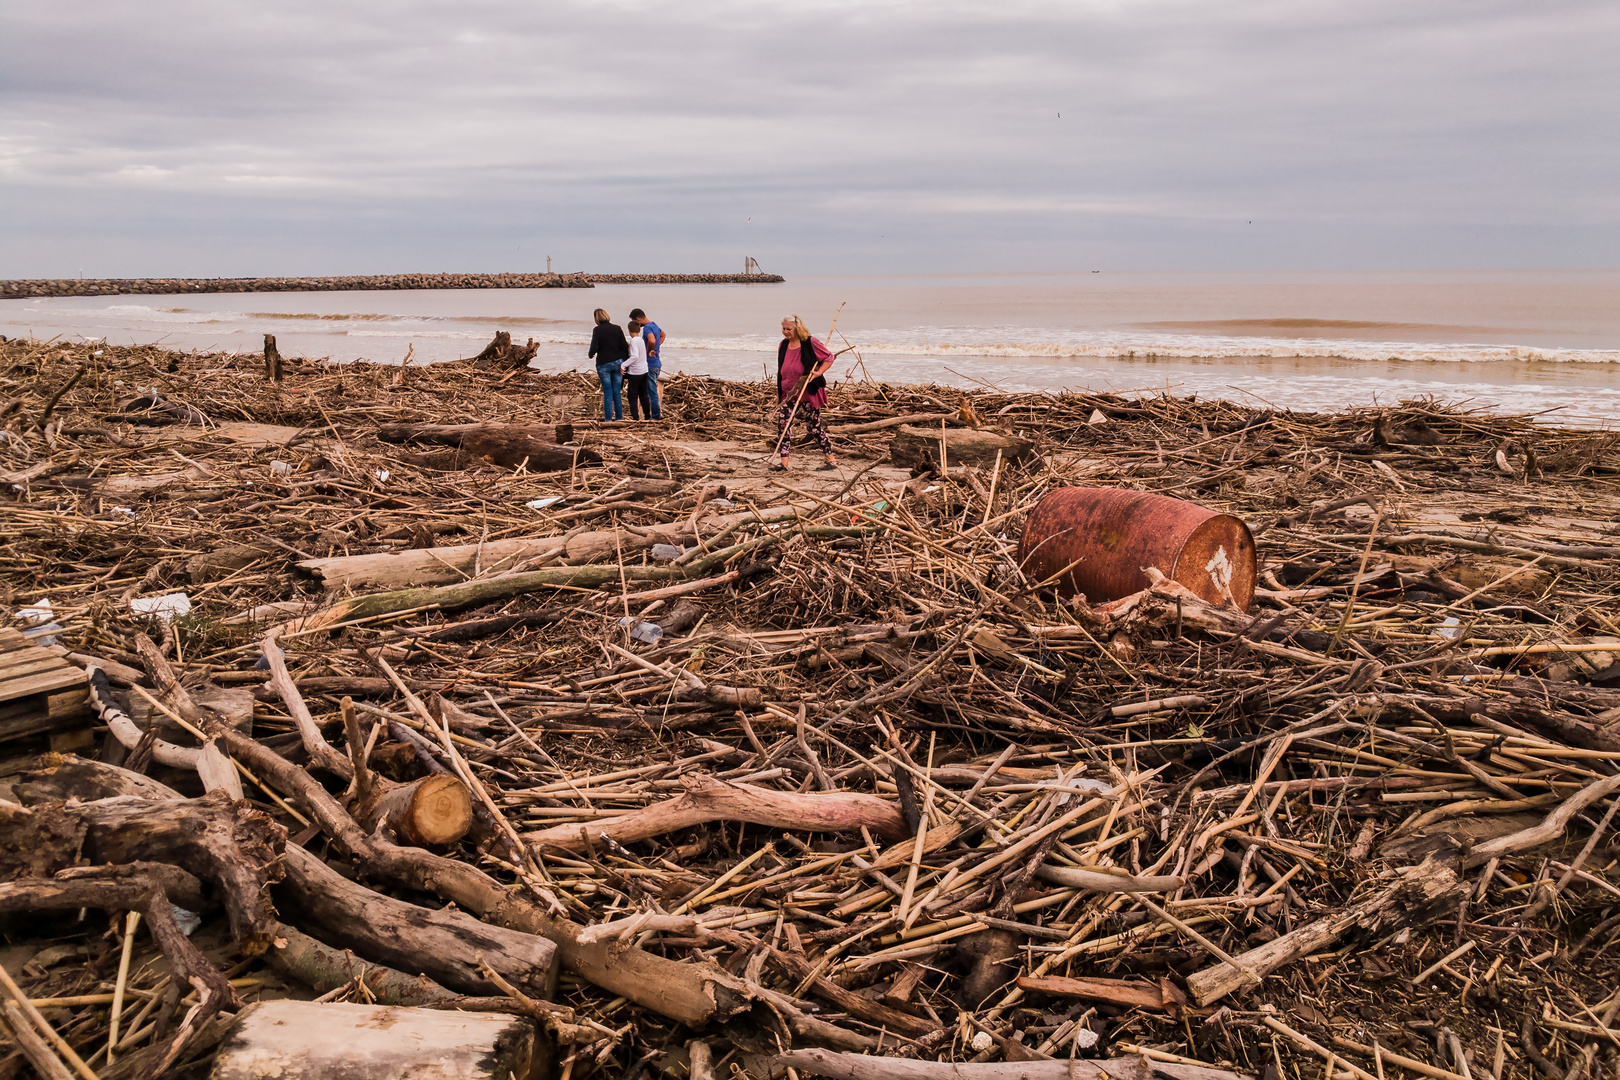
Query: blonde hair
xmin=593 ymin=308 xmax=611 ymax=325
xmin=783 ymin=315 xmax=811 ymax=342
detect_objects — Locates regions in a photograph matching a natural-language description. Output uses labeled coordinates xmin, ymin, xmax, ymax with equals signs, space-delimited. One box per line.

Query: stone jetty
xmin=0 ymin=270 xmax=785 ymax=300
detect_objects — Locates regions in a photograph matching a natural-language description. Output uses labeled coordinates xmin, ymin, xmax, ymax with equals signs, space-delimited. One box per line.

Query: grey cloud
xmin=2 ymin=0 xmax=1615 ymax=276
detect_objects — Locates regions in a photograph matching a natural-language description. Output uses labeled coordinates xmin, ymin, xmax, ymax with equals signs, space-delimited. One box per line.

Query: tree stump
xmin=467 ymin=331 xmax=539 ymax=369
xmin=263 ymin=334 xmax=284 ymax=382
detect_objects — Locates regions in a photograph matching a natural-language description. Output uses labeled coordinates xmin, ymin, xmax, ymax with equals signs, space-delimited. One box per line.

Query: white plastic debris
xmin=1056 ymin=776 xmax=1116 ymax=804
xmin=17 ymin=598 xmax=53 ymax=623
xmin=1435 ymin=616 xmax=1462 ymax=640
xmin=374 ymin=469 xmax=391 ymax=483
xmin=525 ymin=496 xmax=563 ymax=510
xmin=109 ymin=506 xmax=137 ymax=520
xmin=1087 ymin=408 xmax=1108 ymax=425
xmin=170 ymin=905 xmax=202 ymax=937
xmin=268 ymin=460 xmax=292 ymax=476
xmin=617 ymin=616 xmax=664 ymax=645
xmin=970 ymin=1032 xmax=994 ymax=1052
xmin=651 ymin=544 xmax=686 ymax=561
xmin=16 ymin=598 xmax=62 ymax=646
xmin=1073 ymin=1028 xmax=1099 ymax=1049
xmin=707 ymin=497 xmax=735 ymax=508
xmin=130 ymin=592 xmax=193 ymax=623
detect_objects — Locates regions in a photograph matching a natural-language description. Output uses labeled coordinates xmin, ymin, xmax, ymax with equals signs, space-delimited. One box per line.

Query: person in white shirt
xmin=622 ymin=331 xmax=652 ymax=420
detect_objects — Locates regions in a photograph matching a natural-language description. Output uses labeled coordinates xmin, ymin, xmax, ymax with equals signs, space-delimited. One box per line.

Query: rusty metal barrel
xmin=1017 ymin=487 xmax=1256 ymax=611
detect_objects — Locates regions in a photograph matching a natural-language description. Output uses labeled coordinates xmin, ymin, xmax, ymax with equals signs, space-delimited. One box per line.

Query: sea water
xmin=5 ymin=270 xmax=1619 ymax=425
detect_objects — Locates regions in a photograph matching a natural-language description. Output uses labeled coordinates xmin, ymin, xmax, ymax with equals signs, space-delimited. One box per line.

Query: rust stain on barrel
xmin=1017 ymin=487 xmax=1256 ymax=611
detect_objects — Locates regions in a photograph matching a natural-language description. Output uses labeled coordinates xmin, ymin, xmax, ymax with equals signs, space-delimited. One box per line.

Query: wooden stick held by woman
xmin=771 ymin=311 xmax=841 ymax=471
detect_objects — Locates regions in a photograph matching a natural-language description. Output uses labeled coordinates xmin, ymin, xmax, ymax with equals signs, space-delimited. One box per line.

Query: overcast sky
xmin=2 ymin=0 xmax=1615 ymax=277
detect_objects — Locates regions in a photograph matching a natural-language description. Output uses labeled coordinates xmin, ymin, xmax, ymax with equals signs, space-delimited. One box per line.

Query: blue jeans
xmin=595 ymin=363 xmax=623 ymax=420
xmin=646 ymin=363 xmax=662 ymax=420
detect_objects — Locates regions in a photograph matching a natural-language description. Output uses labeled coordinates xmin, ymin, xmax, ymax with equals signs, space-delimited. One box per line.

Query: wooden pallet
xmin=0 ymin=627 xmax=92 ymax=741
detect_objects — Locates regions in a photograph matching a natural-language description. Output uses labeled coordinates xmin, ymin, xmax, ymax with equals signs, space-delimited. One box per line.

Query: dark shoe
xmin=817 ymin=462 xmax=838 ymax=471
xmin=767 ymin=462 xmax=788 ymax=472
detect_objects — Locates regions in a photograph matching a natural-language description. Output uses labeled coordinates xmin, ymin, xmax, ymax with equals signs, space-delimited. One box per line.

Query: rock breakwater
xmin=0 ymin=271 xmax=784 ymax=300
xmin=584 ymin=273 xmax=785 ymax=285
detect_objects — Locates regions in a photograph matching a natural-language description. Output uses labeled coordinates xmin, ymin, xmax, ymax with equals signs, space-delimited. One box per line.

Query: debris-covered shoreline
xmin=1 ymin=336 xmax=1618 ymax=1080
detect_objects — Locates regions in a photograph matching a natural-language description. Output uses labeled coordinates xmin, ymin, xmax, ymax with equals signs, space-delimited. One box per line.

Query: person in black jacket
xmin=587 ymin=308 xmax=629 ymax=420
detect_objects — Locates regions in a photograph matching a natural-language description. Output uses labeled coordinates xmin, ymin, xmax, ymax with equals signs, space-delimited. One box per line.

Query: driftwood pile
xmin=0 ymin=337 xmax=1617 ymax=1080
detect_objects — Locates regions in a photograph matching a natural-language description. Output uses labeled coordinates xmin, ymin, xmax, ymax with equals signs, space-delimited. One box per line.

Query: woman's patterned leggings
xmin=775 ymin=401 xmax=834 ymax=457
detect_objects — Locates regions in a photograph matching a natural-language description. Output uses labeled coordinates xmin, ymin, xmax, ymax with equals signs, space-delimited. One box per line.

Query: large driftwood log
xmin=296 ymin=503 xmax=809 ymax=591
xmin=275 ymin=534 xmax=781 ymax=635
xmin=301 ymin=536 xmax=570 ymax=590
xmin=1184 ymin=858 xmax=1463 ymax=1006
xmin=213 ymin=1000 xmax=537 ymax=1080
xmin=269 ymin=926 xmax=462 ymax=1007
xmin=0 ymin=791 xmax=285 ymax=956
xmin=280 ymin=564 xmax=667 ymax=634
xmin=524 ymin=775 xmax=908 ymax=853
xmin=377 ymin=420 xmax=572 ymax=445
xmin=7 ymin=752 xmax=190 ymax=804
xmin=277 ymin=846 xmax=559 ymax=1000
xmin=0 ymin=864 xmax=206 ymax=918
xmin=377 ymin=421 xmax=598 ymax=471
xmin=562 ymin=529 xmax=662 ymax=564
xmin=354 ymin=774 xmax=475 ymax=847
xmin=461 ymin=427 xmax=600 ymax=471
xmin=889 ymin=424 xmax=1037 ymax=471
xmin=776 ymin=1048 xmax=1253 ymax=1080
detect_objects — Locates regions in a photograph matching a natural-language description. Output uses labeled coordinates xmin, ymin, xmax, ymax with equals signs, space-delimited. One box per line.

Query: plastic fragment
xmin=170 ymin=906 xmax=202 ymax=936
xmin=130 ymin=592 xmax=193 ymax=623
xmin=618 ymin=616 xmax=664 ymax=644
xmin=16 ymin=598 xmax=62 ymax=646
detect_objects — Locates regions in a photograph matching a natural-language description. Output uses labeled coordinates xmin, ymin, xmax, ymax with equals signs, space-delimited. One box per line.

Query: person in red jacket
xmin=771 ymin=315 xmax=838 ymax=472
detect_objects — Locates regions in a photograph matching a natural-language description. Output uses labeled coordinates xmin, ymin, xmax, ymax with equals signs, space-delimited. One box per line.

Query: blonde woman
xmin=586 ymin=308 xmax=629 ymax=420
xmin=771 ymin=315 xmax=837 ymax=471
